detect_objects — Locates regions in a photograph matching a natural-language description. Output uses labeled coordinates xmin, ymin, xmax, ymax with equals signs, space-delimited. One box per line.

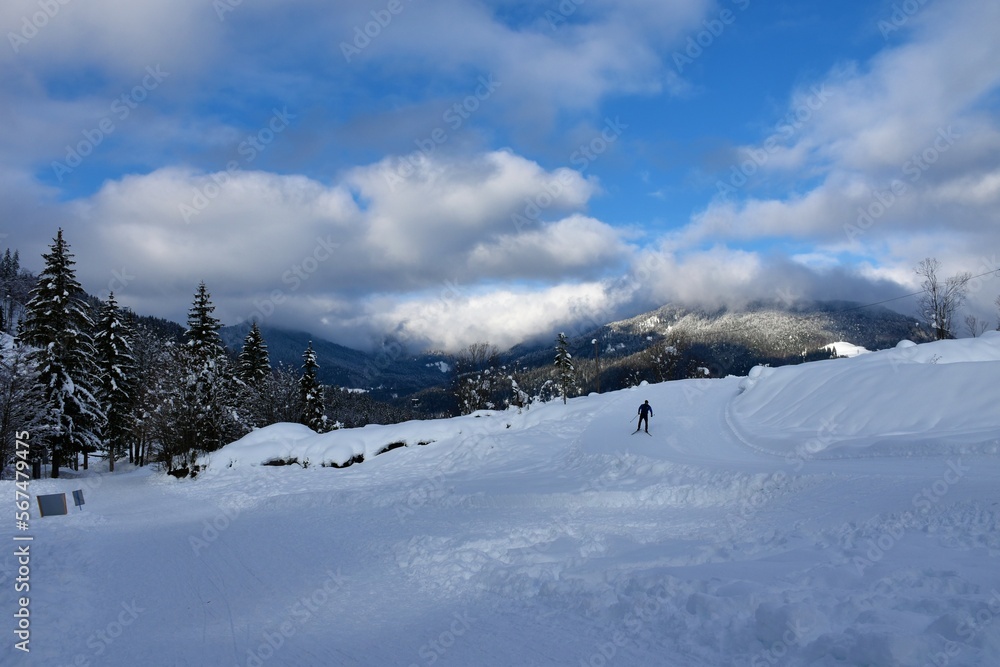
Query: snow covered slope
xmin=3 ymin=335 xmax=999 ymax=666
xmin=732 ymin=332 xmax=1000 ymax=457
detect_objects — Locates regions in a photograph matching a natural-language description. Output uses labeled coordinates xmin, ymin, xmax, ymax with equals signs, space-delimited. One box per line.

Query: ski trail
xmin=575 ymin=379 xmax=778 ymax=472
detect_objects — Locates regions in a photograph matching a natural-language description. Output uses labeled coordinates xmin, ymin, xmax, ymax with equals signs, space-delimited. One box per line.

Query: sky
xmin=1 ymin=0 xmax=999 ymax=352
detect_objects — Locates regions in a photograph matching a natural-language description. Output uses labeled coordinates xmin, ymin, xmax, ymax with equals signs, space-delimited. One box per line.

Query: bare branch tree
xmin=964 ymin=314 xmax=988 ymax=338
xmin=915 ymin=258 xmax=971 ymax=340
xmin=452 ymin=342 xmax=502 ymax=414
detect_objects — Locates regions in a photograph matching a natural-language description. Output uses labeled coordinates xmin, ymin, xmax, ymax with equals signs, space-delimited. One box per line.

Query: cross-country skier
xmin=636 ymin=400 xmax=653 ymax=433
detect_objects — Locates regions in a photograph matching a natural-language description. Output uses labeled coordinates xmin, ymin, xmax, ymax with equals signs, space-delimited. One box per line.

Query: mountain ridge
xmin=219 ymin=300 xmax=936 ymax=409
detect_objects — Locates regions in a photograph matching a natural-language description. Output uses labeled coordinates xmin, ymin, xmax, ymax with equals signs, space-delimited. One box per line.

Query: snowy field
xmin=3 ymin=334 xmax=1000 ymax=666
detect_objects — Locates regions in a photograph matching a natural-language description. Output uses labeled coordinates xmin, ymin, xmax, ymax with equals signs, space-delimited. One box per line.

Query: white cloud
xmin=360 ymin=282 xmax=616 ymax=353
xmin=6 ymin=0 xmax=998 ymax=352
xmin=14 ymin=150 xmax=628 ymax=349
xmin=468 ymin=214 xmax=629 ymax=278
xmin=346 ymin=0 xmax=713 ymax=114
xmin=0 ymin=0 xmax=218 ymax=76
xmin=343 ymin=150 xmax=598 ymax=268
xmin=678 ymin=0 xmax=1000 ymax=303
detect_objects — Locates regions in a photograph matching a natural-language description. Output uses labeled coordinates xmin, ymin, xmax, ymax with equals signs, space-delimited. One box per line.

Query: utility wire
xmin=832 ymin=267 xmax=1000 ymax=314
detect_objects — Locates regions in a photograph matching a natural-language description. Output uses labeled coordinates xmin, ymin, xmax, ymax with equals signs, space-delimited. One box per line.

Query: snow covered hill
xmin=3 ymin=334 xmax=1000 ymax=666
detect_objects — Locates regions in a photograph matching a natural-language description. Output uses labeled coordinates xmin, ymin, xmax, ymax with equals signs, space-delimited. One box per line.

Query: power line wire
xmin=832 ymin=267 xmax=1000 ymax=314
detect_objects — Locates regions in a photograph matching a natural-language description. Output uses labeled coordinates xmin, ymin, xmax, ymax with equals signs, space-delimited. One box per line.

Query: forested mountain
xmin=602 ymin=300 xmax=934 ymax=356
xmin=219 ymin=300 xmax=934 ymax=411
xmin=500 ymin=300 xmax=937 ymax=398
xmin=218 ymin=300 xmax=937 ymax=415
xmin=218 ymin=323 xmax=453 ymax=400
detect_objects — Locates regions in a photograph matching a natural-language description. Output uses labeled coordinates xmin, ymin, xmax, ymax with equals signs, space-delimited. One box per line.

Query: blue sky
xmin=2 ymin=0 xmax=999 ymax=351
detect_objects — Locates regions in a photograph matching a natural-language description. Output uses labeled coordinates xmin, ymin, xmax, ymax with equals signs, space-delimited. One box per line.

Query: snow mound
xmin=738 ymin=364 xmax=775 ymax=393
xmin=211 ymin=411 xmax=511 ymax=469
xmin=729 ymin=333 xmax=1000 ymax=457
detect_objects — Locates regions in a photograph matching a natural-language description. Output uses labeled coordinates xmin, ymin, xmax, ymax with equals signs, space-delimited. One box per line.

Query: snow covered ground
xmin=3 ymin=333 xmax=1000 ymax=666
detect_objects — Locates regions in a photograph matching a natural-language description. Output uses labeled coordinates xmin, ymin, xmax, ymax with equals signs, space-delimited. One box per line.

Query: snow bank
xmin=730 ymin=332 xmax=1000 ymax=457
xmin=211 ymin=410 xmax=516 ymax=469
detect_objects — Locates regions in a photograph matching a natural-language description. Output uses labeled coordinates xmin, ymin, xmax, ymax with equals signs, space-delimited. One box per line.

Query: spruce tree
xmin=554 ymin=332 xmax=575 ymax=405
xmin=20 ymin=229 xmax=104 ymax=477
xmin=161 ymin=282 xmax=244 ymax=473
xmin=0 ymin=342 xmax=45 ymax=474
xmin=185 ymin=281 xmax=224 ymax=358
xmin=0 ymin=249 xmax=17 ymax=281
xmin=0 ymin=249 xmax=18 ymax=332
xmin=237 ymin=322 xmax=274 ymax=428
xmin=1 ymin=249 xmax=36 ymax=337
xmin=126 ymin=319 xmax=173 ymax=467
xmin=300 ymin=342 xmax=328 ymax=432
xmin=238 ymin=322 xmax=270 ymax=387
xmin=94 ymin=293 xmax=135 ymax=472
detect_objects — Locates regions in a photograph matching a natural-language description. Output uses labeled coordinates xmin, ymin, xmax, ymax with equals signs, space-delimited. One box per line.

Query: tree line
xmin=0 ymin=231 xmax=332 ymax=478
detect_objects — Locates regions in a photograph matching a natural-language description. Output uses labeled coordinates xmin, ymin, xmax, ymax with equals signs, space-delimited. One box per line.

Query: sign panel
xmin=37 ymin=493 xmax=68 ymax=517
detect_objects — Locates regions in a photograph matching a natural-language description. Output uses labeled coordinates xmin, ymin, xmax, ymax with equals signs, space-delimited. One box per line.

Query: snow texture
xmin=2 ymin=334 xmax=999 ymax=665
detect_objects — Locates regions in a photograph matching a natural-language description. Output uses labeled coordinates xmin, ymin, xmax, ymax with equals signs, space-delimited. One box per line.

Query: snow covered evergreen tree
xmin=238 ymin=322 xmax=270 ymax=387
xmin=159 ymin=282 xmax=245 ymax=474
xmin=300 ymin=342 xmax=329 ymax=432
xmin=94 ymin=293 xmax=135 ymax=472
xmin=185 ymin=281 xmax=224 ymax=358
xmin=0 ymin=340 xmax=45 ymax=475
xmin=554 ymin=332 xmax=575 ymax=404
xmin=127 ymin=320 xmax=175 ymax=467
xmin=19 ymin=229 xmax=104 ymax=477
xmin=0 ymin=249 xmax=18 ymax=282
xmin=0 ymin=249 xmax=37 ymax=336
xmin=256 ymin=362 xmax=303 ymax=427
xmin=237 ymin=322 xmax=276 ymax=428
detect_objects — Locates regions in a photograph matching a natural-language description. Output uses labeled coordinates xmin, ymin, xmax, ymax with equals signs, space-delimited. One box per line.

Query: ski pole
xmin=629 ymin=415 xmax=637 ymax=423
